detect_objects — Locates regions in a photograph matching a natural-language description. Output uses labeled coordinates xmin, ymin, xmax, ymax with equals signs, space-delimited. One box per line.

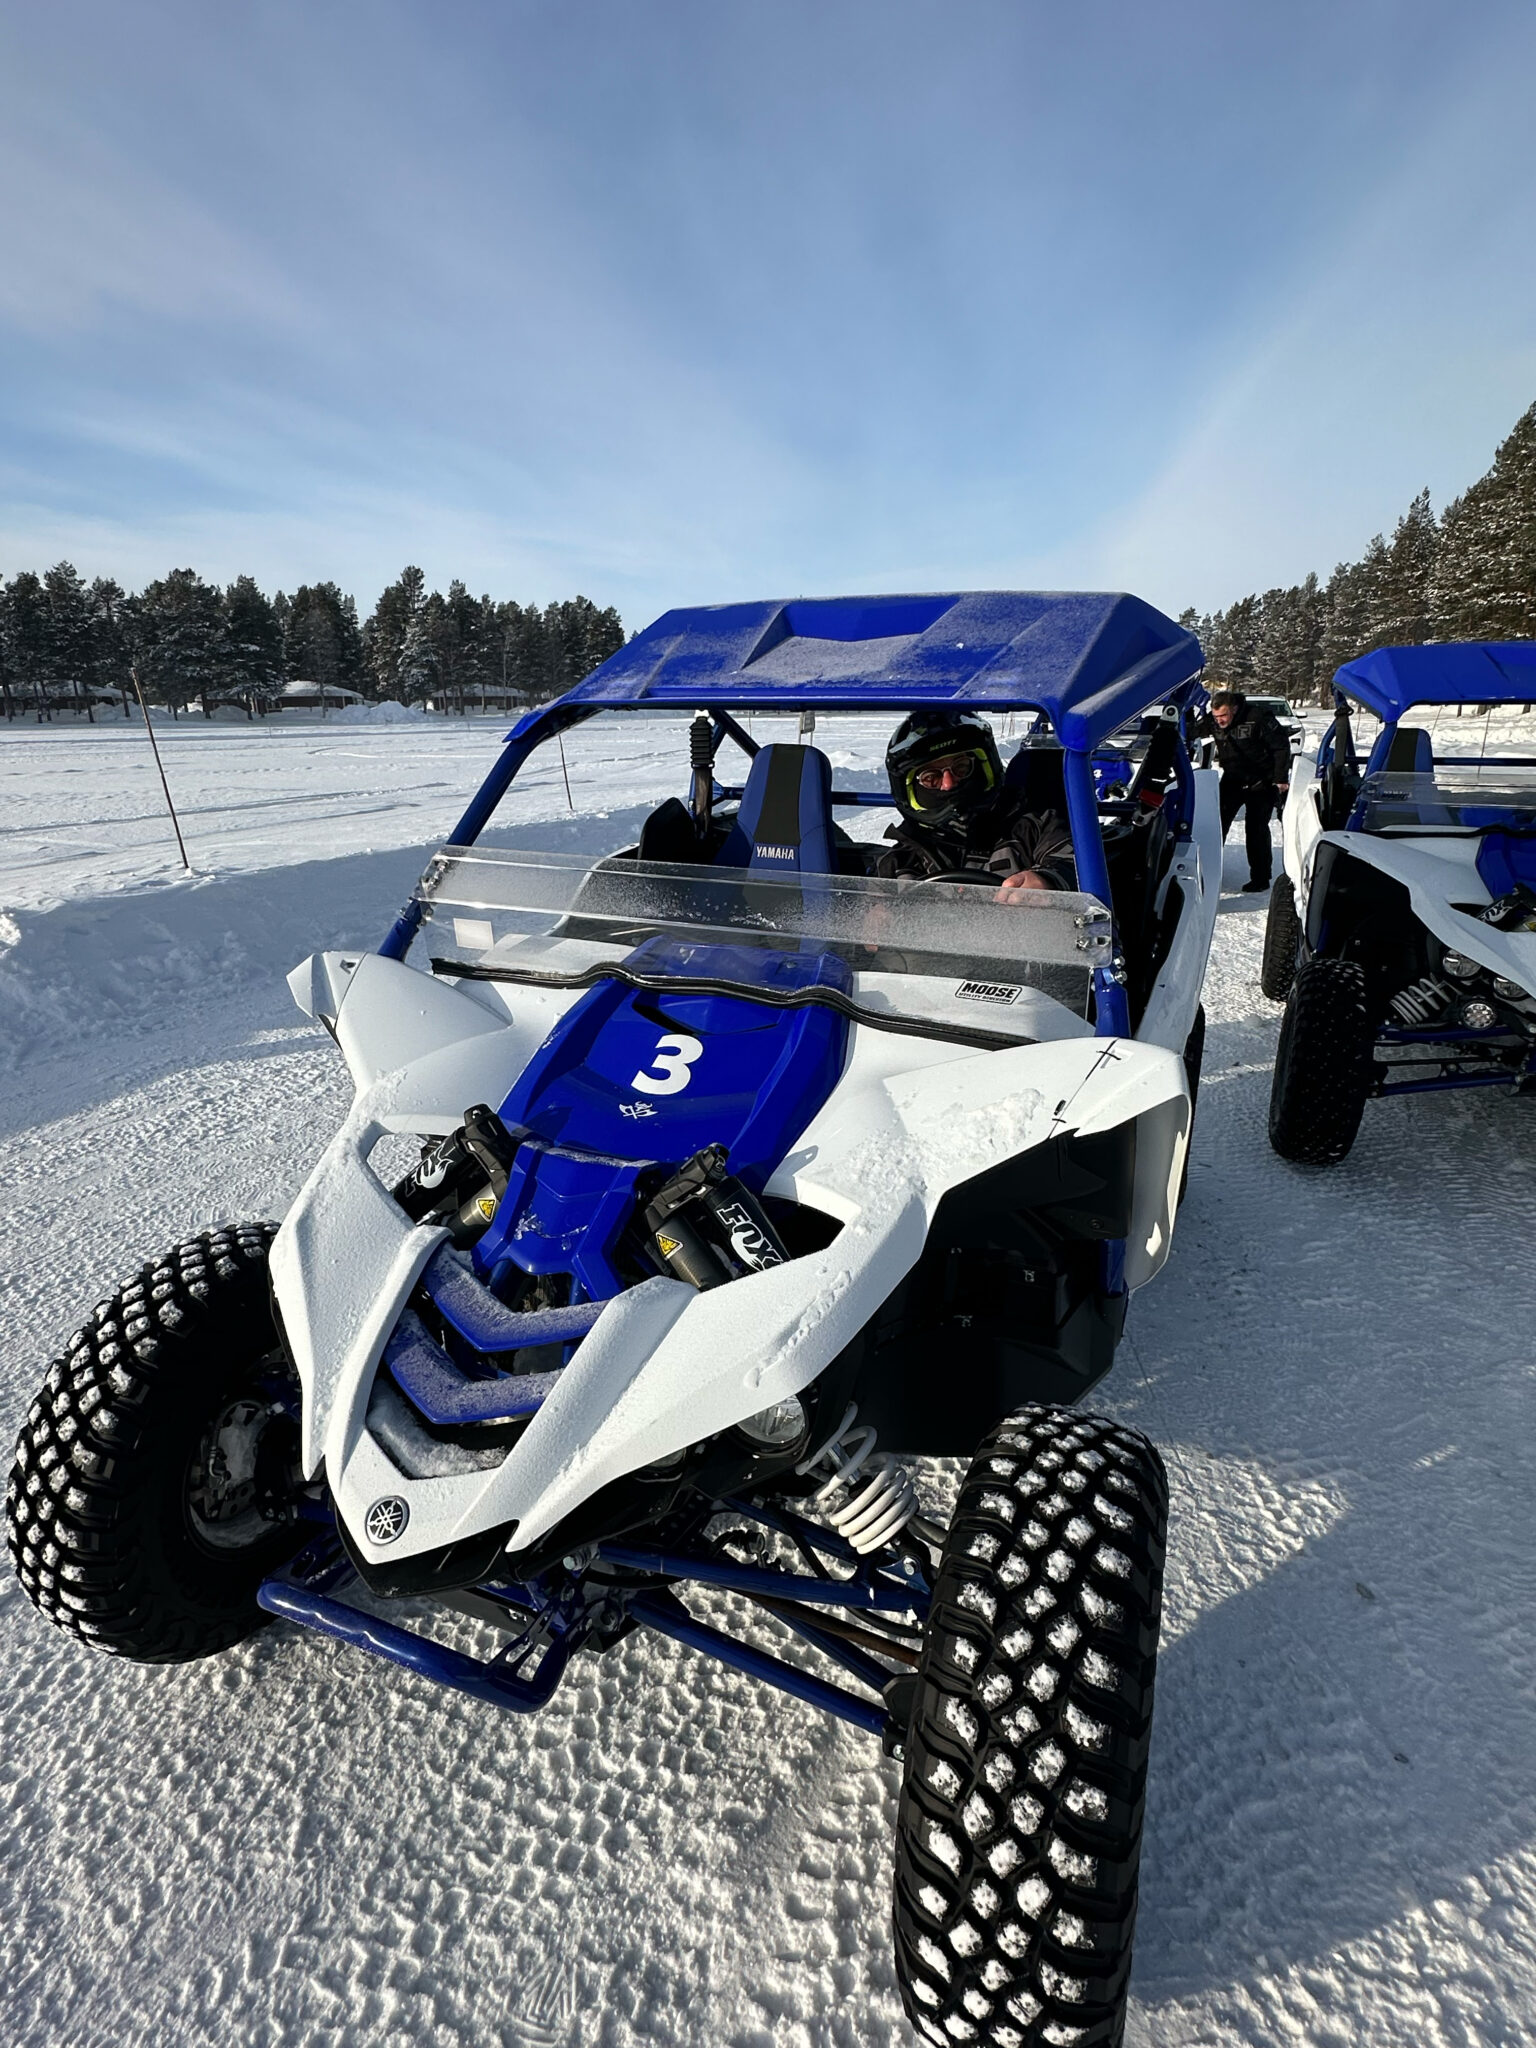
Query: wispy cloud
xmin=1 ymin=0 xmax=1532 ymax=622
xmin=1061 ymin=3 xmax=1536 ymax=612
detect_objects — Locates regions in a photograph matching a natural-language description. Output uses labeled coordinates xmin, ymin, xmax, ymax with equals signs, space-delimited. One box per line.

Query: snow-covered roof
xmin=280 ymin=678 xmax=366 ymax=701
xmin=1335 ymin=641 xmax=1536 ymax=721
xmin=558 ymin=592 xmax=1202 ymax=752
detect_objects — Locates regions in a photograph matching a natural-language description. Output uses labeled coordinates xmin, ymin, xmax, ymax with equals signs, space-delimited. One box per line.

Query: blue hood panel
xmin=470 ymin=937 xmax=851 ymax=1299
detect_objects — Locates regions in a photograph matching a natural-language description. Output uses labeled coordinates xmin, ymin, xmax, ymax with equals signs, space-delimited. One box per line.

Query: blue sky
xmin=2 ymin=0 xmax=1534 ymax=628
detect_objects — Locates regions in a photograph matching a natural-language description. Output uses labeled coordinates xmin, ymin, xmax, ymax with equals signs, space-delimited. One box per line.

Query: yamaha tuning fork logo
xmin=365 ymin=1496 xmax=410 ymax=1545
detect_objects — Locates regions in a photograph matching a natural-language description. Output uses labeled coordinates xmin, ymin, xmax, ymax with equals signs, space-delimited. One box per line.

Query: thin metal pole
xmin=557 ymin=731 xmax=574 ymax=810
xmin=130 ymin=666 xmax=191 ymax=870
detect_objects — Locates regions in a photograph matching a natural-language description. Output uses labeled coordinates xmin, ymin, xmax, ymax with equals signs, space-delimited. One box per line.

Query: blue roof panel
xmin=565 ymin=591 xmax=1203 ymax=751
xmin=1335 ymin=641 xmax=1536 ymax=722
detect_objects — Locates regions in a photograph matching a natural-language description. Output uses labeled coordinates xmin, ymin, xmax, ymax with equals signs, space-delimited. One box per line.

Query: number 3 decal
xmin=630 ymin=1032 xmax=704 ymax=1096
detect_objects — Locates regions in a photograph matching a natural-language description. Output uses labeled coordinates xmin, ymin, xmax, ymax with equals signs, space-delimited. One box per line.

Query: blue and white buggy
xmin=1264 ymin=641 xmax=1536 ymax=1164
xmin=9 ymin=592 xmax=1219 ymax=2047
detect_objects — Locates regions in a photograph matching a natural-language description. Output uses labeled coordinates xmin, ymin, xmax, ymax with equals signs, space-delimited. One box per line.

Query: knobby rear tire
xmin=1260 ymin=877 xmax=1302 ymax=1002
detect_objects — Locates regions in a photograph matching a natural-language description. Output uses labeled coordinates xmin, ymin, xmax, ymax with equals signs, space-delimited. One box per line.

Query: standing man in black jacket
xmin=1200 ymin=688 xmax=1291 ymax=892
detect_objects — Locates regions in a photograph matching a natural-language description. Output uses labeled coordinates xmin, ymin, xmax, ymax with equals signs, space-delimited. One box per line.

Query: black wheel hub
xmin=186 ymin=1386 xmax=301 ymax=1553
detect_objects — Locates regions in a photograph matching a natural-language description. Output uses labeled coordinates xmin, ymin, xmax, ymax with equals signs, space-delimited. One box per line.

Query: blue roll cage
xmin=380 ymin=590 xmax=1207 ymax=1041
xmin=1330 ymin=639 xmax=1536 ymax=724
xmin=1316 ymin=638 xmax=1536 ymax=824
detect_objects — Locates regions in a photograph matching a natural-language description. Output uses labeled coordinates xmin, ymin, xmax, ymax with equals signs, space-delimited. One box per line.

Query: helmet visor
xmin=904 ymin=746 xmax=996 ymax=813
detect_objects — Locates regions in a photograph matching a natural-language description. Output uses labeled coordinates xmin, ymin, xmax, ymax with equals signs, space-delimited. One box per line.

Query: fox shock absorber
xmin=642 ymin=1143 xmax=788 ymax=1290
xmin=391 ymin=1104 xmax=521 ymax=1240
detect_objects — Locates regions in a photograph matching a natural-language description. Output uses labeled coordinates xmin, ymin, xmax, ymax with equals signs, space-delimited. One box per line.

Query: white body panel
xmin=1138 ymin=765 xmax=1221 ymax=1054
xmin=1279 ymin=746 xmax=1536 ymax=998
xmin=273 ymin=940 xmax=1195 ymax=1568
xmin=1285 ymin=822 xmax=1536 ymax=994
xmin=1280 ymin=748 xmax=1325 ymax=893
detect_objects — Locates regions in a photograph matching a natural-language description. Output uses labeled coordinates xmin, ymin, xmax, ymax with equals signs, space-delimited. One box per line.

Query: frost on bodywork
xmin=289 ymin=948 xmax=509 ymax=1090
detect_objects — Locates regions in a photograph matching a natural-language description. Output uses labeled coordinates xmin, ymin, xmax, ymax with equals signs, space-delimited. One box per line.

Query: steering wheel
xmin=904 ymin=868 xmax=1008 ymax=892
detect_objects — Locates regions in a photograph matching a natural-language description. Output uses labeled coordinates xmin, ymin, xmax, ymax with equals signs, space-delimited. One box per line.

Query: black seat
xmin=1001 ymin=740 xmax=1068 ymax=817
xmin=636 ymin=796 xmax=703 ymax=864
xmin=1382 ymin=725 xmax=1434 ymax=775
xmin=1357 ymin=725 xmax=1441 ymax=830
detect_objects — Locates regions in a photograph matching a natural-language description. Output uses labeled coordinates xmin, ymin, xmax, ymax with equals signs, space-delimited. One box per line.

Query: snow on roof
xmin=560 ymin=591 xmax=1202 ymax=751
xmin=280 ymin=679 xmax=366 ymax=702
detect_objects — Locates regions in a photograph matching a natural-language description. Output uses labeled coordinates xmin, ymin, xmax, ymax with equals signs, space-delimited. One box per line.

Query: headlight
xmin=737 ymin=1396 xmax=807 ymax=1449
xmin=1460 ymin=1000 xmax=1499 ymax=1030
xmin=1441 ymin=951 xmax=1479 ymax=980
xmin=1493 ymin=977 xmax=1529 ymax=1001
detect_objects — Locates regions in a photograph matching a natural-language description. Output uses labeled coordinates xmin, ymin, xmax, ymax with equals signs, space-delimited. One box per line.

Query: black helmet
xmin=886 ymin=710 xmax=1003 ymax=828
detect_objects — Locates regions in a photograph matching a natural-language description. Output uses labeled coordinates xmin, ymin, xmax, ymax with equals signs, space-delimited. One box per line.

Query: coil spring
xmin=689 ymin=710 xmax=715 ymax=771
xmin=1390 ymin=975 xmax=1452 ymax=1026
xmin=796 ymin=1404 xmax=919 ymax=1554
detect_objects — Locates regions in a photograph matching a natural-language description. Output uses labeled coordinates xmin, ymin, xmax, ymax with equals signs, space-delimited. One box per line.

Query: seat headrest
xmin=717 ymin=744 xmax=837 ymax=874
xmin=1379 ymin=724 xmax=1434 ymax=775
xmin=1002 ymin=743 xmax=1067 ymax=815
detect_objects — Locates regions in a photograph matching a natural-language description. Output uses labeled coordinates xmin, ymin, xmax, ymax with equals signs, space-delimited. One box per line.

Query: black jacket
xmin=1199 ymin=702 xmax=1290 ymax=785
xmin=870 ymin=789 xmax=1076 ymax=889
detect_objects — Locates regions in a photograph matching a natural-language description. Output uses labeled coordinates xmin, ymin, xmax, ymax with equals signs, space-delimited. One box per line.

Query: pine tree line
xmin=0 ymin=563 xmax=625 ymax=720
xmin=1183 ymin=400 xmax=1536 ymax=702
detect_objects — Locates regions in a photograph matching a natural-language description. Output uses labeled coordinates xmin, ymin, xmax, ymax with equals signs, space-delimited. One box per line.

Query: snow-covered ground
xmin=3 ymin=708 xmax=1536 ymax=2047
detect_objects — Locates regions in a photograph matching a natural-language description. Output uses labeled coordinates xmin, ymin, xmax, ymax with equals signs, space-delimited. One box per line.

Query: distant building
xmin=424 ymin=685 xmax=526 ymax=712
xmin=279 ymin=679 xmax=367 ymax=710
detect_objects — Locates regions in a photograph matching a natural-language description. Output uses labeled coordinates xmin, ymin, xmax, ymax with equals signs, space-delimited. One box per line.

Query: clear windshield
xmin=1357 ymin=765 xmax=1536 ymax=834
xmin=414 ymin=846 xmax=1111 ymax=1003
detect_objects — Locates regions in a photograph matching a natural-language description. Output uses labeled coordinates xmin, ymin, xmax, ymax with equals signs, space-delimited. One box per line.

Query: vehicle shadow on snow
xmin=1212 ymin=889 xmax=1270 ymax=918
xmin=1120 ymin=1028 xmax=1536 ymax=2013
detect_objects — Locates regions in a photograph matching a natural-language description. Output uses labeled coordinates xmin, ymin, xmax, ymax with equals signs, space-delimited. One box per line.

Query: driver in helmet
xmin=870 ymin=710 xmax=1075 ymax=891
